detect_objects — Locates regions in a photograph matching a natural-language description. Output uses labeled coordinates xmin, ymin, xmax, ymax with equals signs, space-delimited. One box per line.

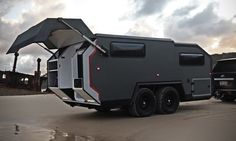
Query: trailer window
xmin=110 ymin=42 xmax=145 ymax=57
xmin=179 ymin=53 xmax=204 ymax=66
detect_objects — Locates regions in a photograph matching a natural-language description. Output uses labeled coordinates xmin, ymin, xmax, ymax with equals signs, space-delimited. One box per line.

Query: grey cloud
xmin=134 ymin=0 xmax=170 ymax=17
xmin=179 ymin=3 xmax=218 ymax=28
xmin=18 ymin=1 xmax=65 ymax=31
xmin=194 ymin=20 xmax=234 ymax=37
xmin=0 ymin=0 xmax=24 ymax=54
xmin=126 ymin=20 xmax=156 ymax=36
xmin=0 ymin=0 xmax=19 ymax=16
xmin=0 ymin=55 xmax=14 ymax=71
xmin=0 ymin=19 xmax=18 ymax=54
xmin=173 ymin=5 xmax=197 ymax=16
xmin=164 ymin=3 xmax=234 ymax=40
xmin=164 ymin=2 xmax=236 ymax=53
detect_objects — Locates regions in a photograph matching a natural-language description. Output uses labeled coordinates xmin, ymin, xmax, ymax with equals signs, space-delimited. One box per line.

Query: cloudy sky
xmin=0 ymin=0 xmax=236 ymax=74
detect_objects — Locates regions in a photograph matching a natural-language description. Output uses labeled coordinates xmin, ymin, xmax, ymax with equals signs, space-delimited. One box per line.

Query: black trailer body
xmin=8 ymin=18 xmax=212 ymax=116
xmin=212 ymin=58 xmax=236 ymax=102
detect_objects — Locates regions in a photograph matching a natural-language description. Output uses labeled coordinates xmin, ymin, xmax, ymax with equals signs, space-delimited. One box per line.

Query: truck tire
xmin=220 ymin=94 xmax=235 ymax=102
xmin=129 ymin=88 xmax=156 ymax=117
xmin=156 ymin=87 xmax=179 ymax=114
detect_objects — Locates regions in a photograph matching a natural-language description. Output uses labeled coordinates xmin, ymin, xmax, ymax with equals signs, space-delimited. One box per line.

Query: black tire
xmin=156 ymin=87 xmax=179 ymax=114
xmin=129 ymin=88 xmax=156 ymax=117
xmin=95 ymin=107 xmax=111 ymax=112
xmin=220 ymin=94 xmax=235 ymax=102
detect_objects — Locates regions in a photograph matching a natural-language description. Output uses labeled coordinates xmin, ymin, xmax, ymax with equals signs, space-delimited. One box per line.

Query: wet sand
xmin=0 ymin=94 xmax=235 ymax=141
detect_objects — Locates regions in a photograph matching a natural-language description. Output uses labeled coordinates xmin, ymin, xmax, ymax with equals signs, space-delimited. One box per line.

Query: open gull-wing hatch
xmin=7 ymin=18 xmax=95 ymax=54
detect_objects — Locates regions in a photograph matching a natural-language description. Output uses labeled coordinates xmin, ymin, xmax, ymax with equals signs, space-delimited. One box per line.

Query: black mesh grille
xmin=74 ymin=78 xmax=82 ymax=88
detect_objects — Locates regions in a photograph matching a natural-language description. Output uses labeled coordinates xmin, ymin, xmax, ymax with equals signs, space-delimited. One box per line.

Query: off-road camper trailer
xmin=8 ymin=18 xmax=212 ymax=117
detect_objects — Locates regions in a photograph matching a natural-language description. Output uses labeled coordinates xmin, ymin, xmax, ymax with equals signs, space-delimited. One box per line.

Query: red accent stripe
xmin=88 ymin=49 xmax=100 ymax=98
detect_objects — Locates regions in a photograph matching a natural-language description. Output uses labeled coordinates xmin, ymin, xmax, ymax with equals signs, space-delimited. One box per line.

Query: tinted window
xmin=110 ymin=42 xmax=145 ymax=57
xmin=179 ymin=53 xmax=204 ymax=66
xmin=213 ymin=60 xmax=236 ymax=72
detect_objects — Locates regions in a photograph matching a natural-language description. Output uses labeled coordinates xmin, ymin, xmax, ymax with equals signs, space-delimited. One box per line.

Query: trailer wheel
xmin=156 ymin=87 xmax=179 ymax=114
xmin=220 ymin=94 xmax=235 ymax=102
xmin=129 ymin=88 xmax=156 ymax=117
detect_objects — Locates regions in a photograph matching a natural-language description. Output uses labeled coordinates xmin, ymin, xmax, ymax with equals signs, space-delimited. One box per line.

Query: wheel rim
xmin=138 ymin=92 xmax=154 ymax=111
xmin=139 ymin=95 xmax=150 ymax=110
xmin=164 ymin=91 xmax=176 ymax=108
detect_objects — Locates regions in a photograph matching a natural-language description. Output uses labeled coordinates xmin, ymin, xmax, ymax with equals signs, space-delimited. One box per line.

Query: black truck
xmin=212 ymin=58 xmax=236 ymax=102
xmin=8 ymin=18 xmax=212 ymax=117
